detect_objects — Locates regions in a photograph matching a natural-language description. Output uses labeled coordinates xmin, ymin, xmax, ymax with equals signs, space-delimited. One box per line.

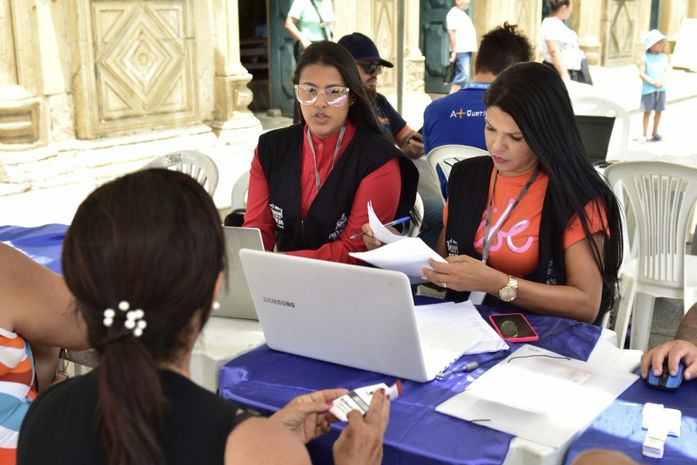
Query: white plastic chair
xmin=230 ymin=170 xmax=250 ymax=212
xmin=143 ymin=150 xmax=219 ymax=196
xmin=571 ymin=95 xmax=630 ymax=159
xmin=405 ymin=192 xmax=424 ymax=238
xmin=606 ymin=161 xmax=697 ymax=350
xmin=427 ymin=145 xmax=489 ymax=198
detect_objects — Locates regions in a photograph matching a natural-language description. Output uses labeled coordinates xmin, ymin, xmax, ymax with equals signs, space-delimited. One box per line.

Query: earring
xmin=212 ymin=301 xmax=220 ymax=311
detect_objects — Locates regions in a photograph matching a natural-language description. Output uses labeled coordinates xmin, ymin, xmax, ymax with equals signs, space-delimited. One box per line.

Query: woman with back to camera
xmin=17 ymin=169 xmax=389 ymax=465
xmin=244 ymin=41 xmax=417 ymax=264
xmin=364 ymin=62 xmax=622 ymax=324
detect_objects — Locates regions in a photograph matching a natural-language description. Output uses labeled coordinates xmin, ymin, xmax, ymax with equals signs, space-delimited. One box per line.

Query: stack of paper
xmin=349 ymin=201 xmax=446 ymax=278
xmin=436 ymin=345 xmax=638 ymax=448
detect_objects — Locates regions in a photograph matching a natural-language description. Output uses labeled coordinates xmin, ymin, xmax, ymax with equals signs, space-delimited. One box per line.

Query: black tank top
xmin=17 ymin=369 xmax=248 ymax=465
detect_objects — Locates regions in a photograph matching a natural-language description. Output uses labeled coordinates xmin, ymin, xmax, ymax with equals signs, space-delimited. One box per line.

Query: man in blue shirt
xmin=423 ymin=23 xmax=533 ymax=155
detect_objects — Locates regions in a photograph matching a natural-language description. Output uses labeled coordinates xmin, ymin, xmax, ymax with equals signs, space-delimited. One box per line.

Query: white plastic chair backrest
xmin=143 ymin=150 xmax=219 ymax=196
xmin=406 ymin=192 xmax=424 ymax=238
xmin=606 ymin=161 xmax=697 ymax=289
xmin=427 ymin=144 xmax=489 ymax=183
xmin=230 ymin=170 xmax=250 ymax=211
xmin=571 ymin=95 xmax=630 ymax=158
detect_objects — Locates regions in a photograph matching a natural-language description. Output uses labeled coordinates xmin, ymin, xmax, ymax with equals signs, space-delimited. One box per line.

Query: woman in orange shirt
xmin=365 ymin=62 xmax=622 ymax=324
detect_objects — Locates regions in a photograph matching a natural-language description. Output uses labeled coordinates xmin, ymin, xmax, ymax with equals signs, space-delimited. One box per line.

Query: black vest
xmin=257 ymin=124 xmax=418 ymax=252
xmin=444 ymin=157 xmax=566 ymax=311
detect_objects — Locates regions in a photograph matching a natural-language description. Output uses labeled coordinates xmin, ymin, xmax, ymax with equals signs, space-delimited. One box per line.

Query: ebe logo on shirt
xmin=449 ymin=107 xmax=486 ymax=119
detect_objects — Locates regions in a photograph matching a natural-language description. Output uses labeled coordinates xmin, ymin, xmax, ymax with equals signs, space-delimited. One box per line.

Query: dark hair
xmin=548 ymin=0 xmax=571 ymax=14
xmin=293 ymin=41 xmax=382 ymax=135
xmin=475 ymin=22 xmax=533 ymax=76
xmin=62 ymin=169 xmax=225 ymax=465
xmin=483 ymin=62 xmax=622 ymax=319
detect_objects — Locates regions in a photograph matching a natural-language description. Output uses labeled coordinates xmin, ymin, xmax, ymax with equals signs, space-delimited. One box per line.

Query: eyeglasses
xmin=359 ymin=63 xmax=383 ymax=75
xmin=294 ymin=84 xmax=350 ymax=106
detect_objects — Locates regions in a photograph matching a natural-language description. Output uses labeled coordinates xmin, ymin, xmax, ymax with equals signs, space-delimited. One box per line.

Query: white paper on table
xmin=414 ymin=301 xmax=509 ymax=354
xmin=367 ymin=200 xmax=405 ymax=244
xmin=349 ymin=236 xmax=446 ymax=278
xmin=436 ymin=344 xmax=638 ymax=448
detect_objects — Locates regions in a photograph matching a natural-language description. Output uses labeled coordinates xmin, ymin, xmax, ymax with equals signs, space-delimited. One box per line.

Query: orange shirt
xmin=444 ymin=168 xmax=607 ymax=277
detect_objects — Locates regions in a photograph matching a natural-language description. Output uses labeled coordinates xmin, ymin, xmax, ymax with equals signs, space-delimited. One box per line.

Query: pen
xmin=349 ymin=216 xmax=411 ymax=239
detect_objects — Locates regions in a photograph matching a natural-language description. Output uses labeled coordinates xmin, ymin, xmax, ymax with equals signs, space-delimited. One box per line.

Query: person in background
xmin=420 ymin=23 xmax=532 ymax=247
xmin=540 ymin=0 xmax=592 ymax=84
xmin=423 ymin=22 xmax=533 ymax=156
xmin=641 ymin=302 xmax=697 ymax=382
xmin=364 ymin=63 xmax=623 ymax=324
xmin=338 ymin=32 xmax=423 ymax=159
xmin=285 ymin=0 xmax=335 ymax=52
xmin=17 ymin=169 xmax=390 ymax=465
xmin=0 ymin=244 xmax=88 ymax=465
xmin=638 ymin=29 xmax=669 ymax=143
xmin=244 ymin=41 xmax=417 ymax=264
xmin=446 ymin=0 xmax=477 ymax=93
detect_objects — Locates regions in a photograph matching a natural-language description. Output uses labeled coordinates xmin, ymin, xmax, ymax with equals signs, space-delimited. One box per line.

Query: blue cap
xmin=338 ymin=32 xmax=394 ymax=68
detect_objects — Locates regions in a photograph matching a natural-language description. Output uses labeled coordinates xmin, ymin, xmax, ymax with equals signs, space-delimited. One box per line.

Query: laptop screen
xmin=574 ymin=115 xmax=615 ymax=164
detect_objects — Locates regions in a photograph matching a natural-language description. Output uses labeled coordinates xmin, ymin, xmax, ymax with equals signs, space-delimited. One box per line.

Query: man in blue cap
xmin=338 ymin=32 xmax=423 ymax=159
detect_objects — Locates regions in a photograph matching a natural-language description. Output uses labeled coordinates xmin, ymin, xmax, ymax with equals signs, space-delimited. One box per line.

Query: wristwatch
xmin=498 ymin=276 xmax=518 ymax=302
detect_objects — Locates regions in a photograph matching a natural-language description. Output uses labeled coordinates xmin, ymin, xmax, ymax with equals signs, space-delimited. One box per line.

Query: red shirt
xmin=244 ymin=121 xmax=402 ymax=264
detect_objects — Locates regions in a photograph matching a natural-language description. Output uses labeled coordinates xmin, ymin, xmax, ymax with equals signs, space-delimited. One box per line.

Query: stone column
xmin=471 ymin=0 xmax=541 ymax=47
xmin=569 ymin=0 xmax=603 ymax=65
xmin=689 ymin=0 xmax=697 ymax=17
xmin=209 ymin=0 xmax=262 ymax=146
xmin=660 ymin=0 xmax=689 ymax=52
xmin=0 ymin=1 xmax=47 ymax=157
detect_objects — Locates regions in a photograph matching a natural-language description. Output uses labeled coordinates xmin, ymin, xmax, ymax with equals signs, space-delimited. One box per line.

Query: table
xmin=0 ymin=223 xmax=66 ymax=273
xmin=565 ymin=375 xmax=697 ymax=464
xmin=219 ymin=306 xmax=641 ymax=465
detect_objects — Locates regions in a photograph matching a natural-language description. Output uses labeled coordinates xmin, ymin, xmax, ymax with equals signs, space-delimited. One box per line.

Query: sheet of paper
xmin=349 ymin=237 xmax=446 ymax=278
xmin=367 ymin=200 xmax=405 ymax=244
xmin=436 ymin=344 xmax=638 ymax=448
xmin=414 ymin=301 xmax=509 ymax=354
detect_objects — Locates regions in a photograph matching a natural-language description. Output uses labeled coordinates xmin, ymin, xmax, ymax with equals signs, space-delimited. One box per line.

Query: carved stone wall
xmin=71 ymin=1 xmax=201 ymax=138
xmin=0 ymin=0 xmax=261 ymax=216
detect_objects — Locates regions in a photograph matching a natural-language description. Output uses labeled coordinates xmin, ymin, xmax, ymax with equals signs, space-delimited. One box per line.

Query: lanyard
xmin=307 ymin=125 xmax=346 ymax=194
xmin=481 ymin=165 xmax=540 ymax=264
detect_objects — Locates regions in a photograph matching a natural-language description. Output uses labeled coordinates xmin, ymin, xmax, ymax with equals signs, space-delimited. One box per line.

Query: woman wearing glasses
xmin=244 ymin=41 xmax=417 ymax=263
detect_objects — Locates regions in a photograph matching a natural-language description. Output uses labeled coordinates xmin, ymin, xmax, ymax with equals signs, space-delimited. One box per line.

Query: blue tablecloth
xmin=565 ymin=375 xmax=697 ymax=464
xmin=219 ymin=305 xmax=602 ymax=465
xmin=0 ymin=224 xmax=67 ymax=274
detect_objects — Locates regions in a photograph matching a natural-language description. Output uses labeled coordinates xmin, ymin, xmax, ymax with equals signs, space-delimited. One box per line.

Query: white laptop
xmin=214 ymin=227 xmax=265 ymax=319
xmin=239 ymin=249 xmax=481 ymax=382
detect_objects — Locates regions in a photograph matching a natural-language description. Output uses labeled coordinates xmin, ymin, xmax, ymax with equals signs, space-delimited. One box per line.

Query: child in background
xmin=638 ymin=29 xmax=669 ymax=143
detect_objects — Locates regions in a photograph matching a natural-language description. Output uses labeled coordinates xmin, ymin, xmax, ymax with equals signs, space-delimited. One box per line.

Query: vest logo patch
xmin=446 ymin=238 xmax=459 ymax=256
xmin=449 ymin=108 xmax=486 ymax=119
xmin=270 ymin=203 xmax=284 ymax=229
xmin=328 ymin=213 xmax=348 ymax=241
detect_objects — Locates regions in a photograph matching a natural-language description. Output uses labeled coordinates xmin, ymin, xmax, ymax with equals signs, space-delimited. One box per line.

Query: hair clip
xmin=102 ymin=300 xmax=148 ymax=338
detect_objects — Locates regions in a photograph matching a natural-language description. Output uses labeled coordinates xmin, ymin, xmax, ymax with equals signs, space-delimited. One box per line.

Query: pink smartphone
xmin=488 ymin=313 xmax=539 ymax=342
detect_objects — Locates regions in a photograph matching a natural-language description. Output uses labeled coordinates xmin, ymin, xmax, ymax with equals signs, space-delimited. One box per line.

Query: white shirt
xmin=540 ymin=17 xmax=584 ymax=71
xmin=446 ymin=7 xmax=477 ymax=53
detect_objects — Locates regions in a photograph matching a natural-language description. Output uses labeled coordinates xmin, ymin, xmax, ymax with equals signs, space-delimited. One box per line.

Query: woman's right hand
xmin=332 ymin=388 xmax=390 ymax=465
xmin=361 ymin=223 xmax=383 ymax=251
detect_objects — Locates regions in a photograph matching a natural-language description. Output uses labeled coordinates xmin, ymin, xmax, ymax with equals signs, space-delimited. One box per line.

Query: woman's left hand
xmin=422 ymin=255 xmax=504 ymax=292
xmin=271 ymin=388 xmax=348 ymax=443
